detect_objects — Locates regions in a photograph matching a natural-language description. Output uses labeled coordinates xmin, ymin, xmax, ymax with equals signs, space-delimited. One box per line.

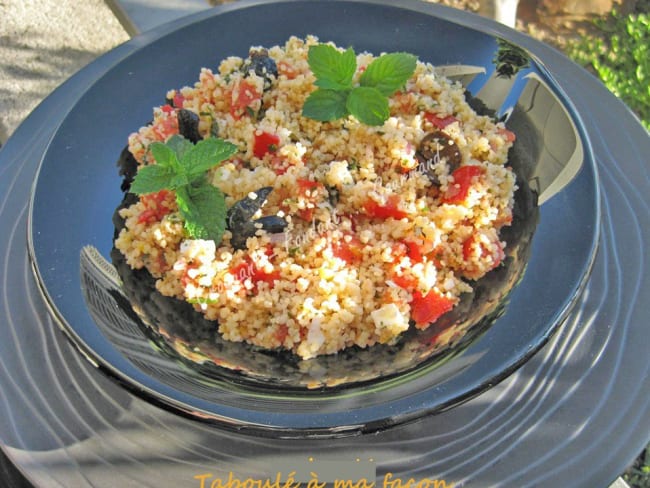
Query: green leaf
xmin=308 ymin=44 xmax=357 ymax=90
xmin=166 ymin=134 xmax=194 ymax=161
xmin=360 ymin=52 xmax=417 ymax=96
xmin=181 ymin=138 xmax=238 ymax=179
xmin=129 ymin=164 xmax=176 ymax=194
xmin=302 ymin=88 xmax=350 ymax=122
xmin=346 ymin=86 xmax=390 ymax=126
xmin=175 ymin=179 xmax=227 ymax=242
xmin=149 ymin=142 xmax=181 ymax=173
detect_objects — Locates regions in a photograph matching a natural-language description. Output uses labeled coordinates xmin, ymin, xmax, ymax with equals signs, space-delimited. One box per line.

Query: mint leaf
xmin=129 ymin=164 xmax=176 ymax=194
xmin=166 ymin=134 xmax=194 ymax=161
xmin=181 ymin=138 xmax=238 ymax=179
xmin=308 ymin=44 xmax=356 ymax=90
xmin=176 ymin=179 xmax=227 ymax=242
xmin=302 ymin=43 xmax=418 ymax=127
xmin=129 ymin=135 xmax=239 ymax=245
xmin=360 ymin=52 xmax=417 ymax=96
xmin=149 ymin=141 xmax=182 ymax=173
xmin=346 ymin=86 xmax=390 ymax=126
xmin=302 ymin=88 xmax=350 ymax=121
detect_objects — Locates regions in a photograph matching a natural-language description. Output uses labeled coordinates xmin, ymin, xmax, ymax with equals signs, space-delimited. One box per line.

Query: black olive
xmin=226 ymin=187 xmax=274 ymax=231
xmin=177 ymin=109 xmax=202 ymax=144
xmin=416 ymin=130 xmax=462 ymax=184
xmin=253 ymin=215 xmax=288 ymax=234
xmin=241 ymin=48 xmax=278 ymax=91
xmin=229 ymin=215 xmax=287 ymax=250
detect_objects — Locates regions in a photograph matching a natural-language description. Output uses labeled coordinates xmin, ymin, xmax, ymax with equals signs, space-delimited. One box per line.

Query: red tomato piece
xmin=231 ymin=257 xmax=280 ymax=290
xmin=270 ymin=155 xmax=289 ymax=175
xmin=278 ymin=61 xmax=297 ymax=79
xmin=442 ymin=165 xmax=485 ymax=204
xmin=403 ymin=240 xmax=424 ymax=263
xmin=462 ymin=233 xmax=505 ymax=270
xmin=410 ymin=290 xmax=454 ymax=328
xmin=391 ymin=273 xmax=418 ymax=291
xmin=424 ymin=113 xmax=458 ymax=129
xmin=275 ymin=324 xmax=289 ymax=344
xmin=229 ymin=79 xmax=261 ymax=120
xmin=253 ymin=131 xmax=280 ymax=159
xmin=172 ymin=92 xmax=185 ymax=109
xmin=293 ymin=179 xmax=324 ymax=222
xmin=297 ymin=179 xmax=321 ymax=192
xmin=498 ymin=128 xmax=517 ymax=143
xmin=152 ymin=113 xmax=179 ymax=141
xmin=332 ymin=235 xmax=364 ymax=264
xmin=138 ymin=190 xmax=173 ymax=224
xmin=364 ymin=194 xmax=408 ymax=220
xmin=295 ymin=208 xmax=314 ymax=222
xmin=252 ymin=268 xmax=282 ymax=285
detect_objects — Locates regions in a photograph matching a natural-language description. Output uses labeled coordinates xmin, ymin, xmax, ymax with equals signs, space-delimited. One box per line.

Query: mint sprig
xmin=302 ymin=44 xmax=417 ymax=126
xmin=130 ymin=134 xmax=238 ymax=243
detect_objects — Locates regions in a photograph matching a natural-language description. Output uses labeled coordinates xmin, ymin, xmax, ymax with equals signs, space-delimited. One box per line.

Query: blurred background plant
xmin=567 ymin=1 xmax=649 ymax=130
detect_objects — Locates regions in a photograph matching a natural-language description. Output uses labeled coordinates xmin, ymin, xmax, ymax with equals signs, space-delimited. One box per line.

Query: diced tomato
xmin=410 ymin=290 xmax=454 ymax=328
xmin=160 ymin=104 xmax=174 ymax=114
xmin=262 ymin=244 xmax=276 ymax=258
xmin=152 ymin=113 xmax=179 ymax=141
xmin=228 ymin=79 xmax=261 ymax=120
xmin=180 ymin=264 xmax=198 ymax=287
xmin=332 ymin=234 xmax=364 ymax=264
xmin=173 ymin=92 xmax=185 ymax=109
xmin=270 ymin=155 xmax=289 ymax=175
xmin=295 ymin=208 xmax=314 ymax=222
xmin=138 ymin=190 xmax=173 ymax=224
xmin=462 ymin=232 xmax=505 ymax=270
xmin=403 ymin=240 xmax=424 ymax=263
xmin=231 ymin=257 xmax=281 ymax=290
xmin=289 ymin=179 xmax=325 ymax=222
xmin=253 ymin=131 xmax=280 ymax=159
xmin=462 ymin=235 xmax=476 ymax=262
xmin=442 ymin=165 xmax=485 ymax=204
xmin=424 ymin=113 xmax=458 ymax=129
xmin=393 ymin=92 xmax=417 ymax=115
xmin=391 ymin=273 xmax=418 ymax=291
xmin=297 ymin=179 xmax=322 ymax=192
xmin=253 ymin=268 xmax=282 ymax=285
xmin=230 ymin=261 xmax=251 ymax=282
xmin=498 ymin=128 xmax=516 ymax=143
xmin=278 ymin=61 xmax=298 ymax=79
xmin=364 ymin=194 xmax=408 ymax=220
xmin=275 ymin=324 xmax=289 ymax=344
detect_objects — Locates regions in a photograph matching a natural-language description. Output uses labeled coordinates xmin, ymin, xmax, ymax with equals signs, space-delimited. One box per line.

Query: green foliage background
xmin=568 ymin=6 xmax=649 ymax=131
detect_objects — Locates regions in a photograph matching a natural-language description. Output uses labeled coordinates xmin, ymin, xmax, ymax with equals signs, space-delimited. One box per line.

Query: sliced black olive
xmin=229 ymin=215 xmax=287 ymax=250
xmin=415 ymin=152 xmax=439 ymax=186
xmin=416 ymin=130 xmax=462 ymax=184
xmin=419 ymin=131 xmax=462 ymax=168
xmin=177 ymin=109 xmax=202 ymax=144
xmin=226 ymin=187 xmax=274 ymax=230
xmin=241 ymin=48 xmax=278 ymax=91
xmin=253 ymin=215 xmax=288 ymax=234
